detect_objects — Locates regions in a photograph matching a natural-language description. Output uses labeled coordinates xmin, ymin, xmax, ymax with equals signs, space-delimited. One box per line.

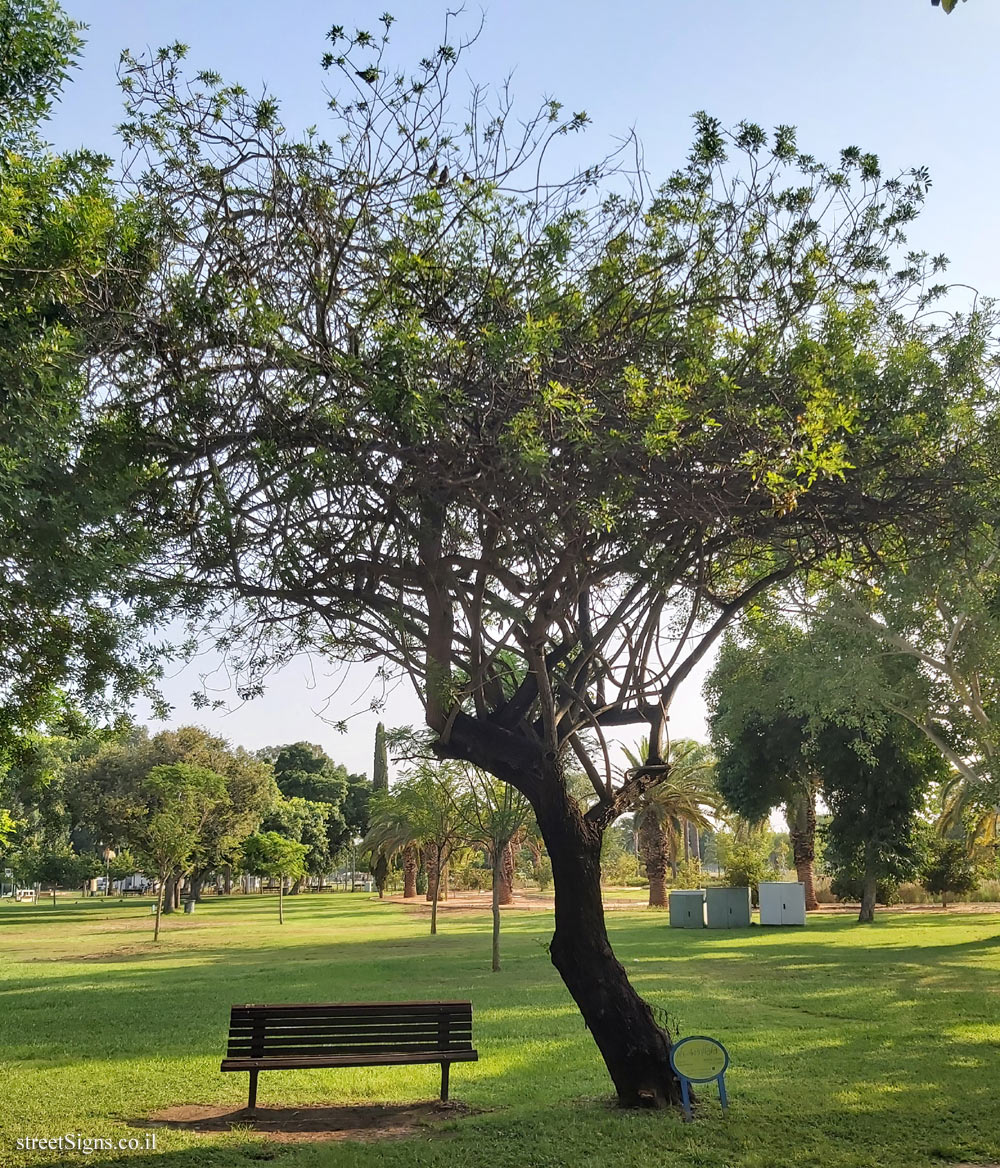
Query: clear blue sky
xmin=47 ymin=0 xmax=999 ymax=777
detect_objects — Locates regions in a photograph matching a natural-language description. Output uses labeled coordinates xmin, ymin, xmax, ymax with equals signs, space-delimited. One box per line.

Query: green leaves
xmin=240 ymin=830 xmax=308 ymax=880
xmin=0 ymin=1 xmax=177 ymax=753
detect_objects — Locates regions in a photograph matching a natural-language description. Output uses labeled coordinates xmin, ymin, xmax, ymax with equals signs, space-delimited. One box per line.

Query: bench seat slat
xmin=227 ymin=1036 xmax=473 ymax=1051
xmin=226 ymin=1018 xmax=469 ymax=1037
xmin=226 ymin=1032 xmax=471 ymax=1051
xmin=231 ymin=1001 xmax=469 ymax=1017
xmin=232 ymin=1004 xmax=469 ymax=1013
xmin=222 ymin=1050 xmax=479 ymax=1071
xmin=228 ymin=1046 xmax=474 ymax=1065
xmin=227 ymin=1047 xmax=474 ymax=1059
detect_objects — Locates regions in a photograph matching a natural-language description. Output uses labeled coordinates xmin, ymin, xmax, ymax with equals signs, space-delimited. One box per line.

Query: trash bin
xmin=183 ymin=899 xmax=196 ymax=914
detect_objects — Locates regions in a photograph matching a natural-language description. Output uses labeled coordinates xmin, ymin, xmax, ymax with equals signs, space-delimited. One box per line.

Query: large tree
xmin=371 ymin=723 xmax=390 ymax=896
xmin=0 ymin=0 xmax=174 ymax=759
xmin=68 ymin=725 xmax=277 ymax=905
xmin=136 ymin=762 xmax=228 ymax=940
xmin=109 ymin=21 xmax=992 ymax=1105
xmin=707 ymin=610 xmax=947 ymax=920
xmin=624 ymin=738 xmax=717 ymax=907
xmin=707 ymin=621 xmax=824 ymax=908
xmin=820 ymin=722 xmax=944 ymax=922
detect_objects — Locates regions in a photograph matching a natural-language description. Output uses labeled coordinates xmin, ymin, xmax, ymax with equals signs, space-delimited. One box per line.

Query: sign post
xmin=669 ymin=1035 xmax=730 ymax=1121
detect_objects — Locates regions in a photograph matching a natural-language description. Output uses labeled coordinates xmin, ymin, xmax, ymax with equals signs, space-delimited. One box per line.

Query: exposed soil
xmin=386 ymin=891 xmax=642 ymax=912
xmin=144 ymin=1100 xmax=475 ymax=1143
xmin=387 ymin=891 xmax=1000 ymax=915
xmin=812 ymin=901 xmax=1000 ymax=915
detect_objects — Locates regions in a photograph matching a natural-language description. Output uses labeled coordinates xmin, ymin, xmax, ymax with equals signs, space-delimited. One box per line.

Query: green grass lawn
xmin=2 ymin=893 xmax=999 ymax=1168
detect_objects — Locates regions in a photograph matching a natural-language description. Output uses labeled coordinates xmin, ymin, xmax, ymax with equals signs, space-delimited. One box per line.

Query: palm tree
xmin=938 ymin=772 xmax=1000 ymax=865
xmin=361 ymin=792 xmax=422 ymax=898
xmin=362 ymin=763 xmax=468 ymax=934
xmin=623 ymin=739 xmax=718 ymax=908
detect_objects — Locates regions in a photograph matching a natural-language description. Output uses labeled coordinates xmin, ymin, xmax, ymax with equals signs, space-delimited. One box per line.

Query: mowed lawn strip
xmin=1 ymin=893 xmax=999 ymax=1168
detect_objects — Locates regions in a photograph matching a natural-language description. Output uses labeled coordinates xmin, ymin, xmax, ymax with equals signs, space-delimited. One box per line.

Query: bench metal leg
xmin=440 ymin=1062 xmax=450 ymax=1102
xmin=247 ymin=1069 xmax=259 ymax=1114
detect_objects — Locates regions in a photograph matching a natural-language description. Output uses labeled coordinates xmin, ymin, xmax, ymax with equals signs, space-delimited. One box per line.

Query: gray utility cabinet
xmin=758 ymin=881 xmax=807 ymax=926
xmin=669 ymin=889 xmax=706 ymax=928
xmin=705 ymin=886 xmax=752 ymax=929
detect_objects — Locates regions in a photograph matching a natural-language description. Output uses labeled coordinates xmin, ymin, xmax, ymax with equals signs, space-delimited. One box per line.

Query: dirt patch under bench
xmin=144 ymin=1099 xmax=475 ymax=1143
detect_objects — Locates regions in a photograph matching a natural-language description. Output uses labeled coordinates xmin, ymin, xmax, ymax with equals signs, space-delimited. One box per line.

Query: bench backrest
xmin=226 ymin=1000 xmax=474 ymax=1060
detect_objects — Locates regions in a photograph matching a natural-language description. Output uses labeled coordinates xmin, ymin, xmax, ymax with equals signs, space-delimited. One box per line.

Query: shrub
xmin=602 ymin=851 xmax=639 ymax=886
xmin=920 ymin=838 xmax=977 ymax=906
xmin=533 ymin=856 xmax=553 ymax=891
xmin=895 ymin=882 xmax=933 ymax=905
xmin=672 ymin=859 xmax=702 ymax=890
xmin=723 ymin=845 xmax=769 ymax=904
xmin=829 ymin=872 xmax=900 ymax=905
xmin=974 ymin=879 xmax=1000 ymax=903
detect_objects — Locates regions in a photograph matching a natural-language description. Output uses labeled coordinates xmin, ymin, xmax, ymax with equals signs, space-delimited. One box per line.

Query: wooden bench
xmin=220 ymin=1000 xmax=478 ymax=1112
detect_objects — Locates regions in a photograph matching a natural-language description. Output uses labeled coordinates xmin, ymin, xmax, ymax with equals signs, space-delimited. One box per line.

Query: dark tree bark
xmin=435 ymin=714 xmax=682 ymax=1107
xmin=373 ymin=854 xmax=389 ymax=898
xmin=162 ymin=872 xmax=177 ymax=915
xmin=497 ymin=840 xmax=515 ymax=906
xmin=638 ymin=814 xmax=668 ymax=907
xmin=533 ymin=767 xmax=682 ymax=1108
xmin=423 ymin=845 xmax=438 ymax=905
xmin=427 ymin=844 xmax=441 ymax=935
xmin=289 ymin=875 xmax=303 ymax=895
xmin=859 ymin=840 xmax=878 ymax=923
xmin=188 ymin=871 xmax=204 ymax=903
xmin=687 ymin=821 xmax=701 ymax=863
xmin=223 ymin=864 xmax=232 ymax=895
xmin=787 ymin=784 xmax=819 ymax=911
xmin=402 ymin=845 xmax=418 ymax=898
xmin=491 ymin=849 xmax=503 ymax=971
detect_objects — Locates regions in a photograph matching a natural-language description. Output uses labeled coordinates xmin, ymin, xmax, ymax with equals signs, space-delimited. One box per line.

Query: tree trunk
xmin=787 ymin=784 xmax=819 ymax=911
xmin=423 ymin=845 xmax=438 ymax=904
xmin=497 ymin=840 xmax=515 ymax=906
xmin=859 ymin=840 xmax=878 ymax=923
xmin=223 ymin=864 xmax=232 ymax=895
xmin=491 ymin=850 xmax=502 ymax=971
xmin=638 ymin=811 xmax=668 ymax=908
xmin=687 ymin=822 xmax=701 ymax=863
xmin=373 ymin=854 xmax=389 ymax=899
xmin=154 ymin=874 xmax=165 ymax=941
xmin=402 ymin=844 xmax=418 ymax=898
xmin=533 ymin=770 xmax=681 ymax=1108
xmin=188 ymin=871 xmax=204 ymax=903
xmin=428 ymin=846 xmax=440 ymax=936
xmin=290 ymin=875 xmax=303 ymax=895
xmin=173 ymin=875 xmax=182 ymax=910
xmin=162 ymin=872 xmax=177 ymax=915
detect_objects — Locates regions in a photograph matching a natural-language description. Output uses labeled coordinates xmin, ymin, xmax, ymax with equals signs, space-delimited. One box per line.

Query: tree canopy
xmin=0 ymin=0 xmax=180 ymax=759
xmin=98 ymin=16 xmax=1000 ymax=1105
